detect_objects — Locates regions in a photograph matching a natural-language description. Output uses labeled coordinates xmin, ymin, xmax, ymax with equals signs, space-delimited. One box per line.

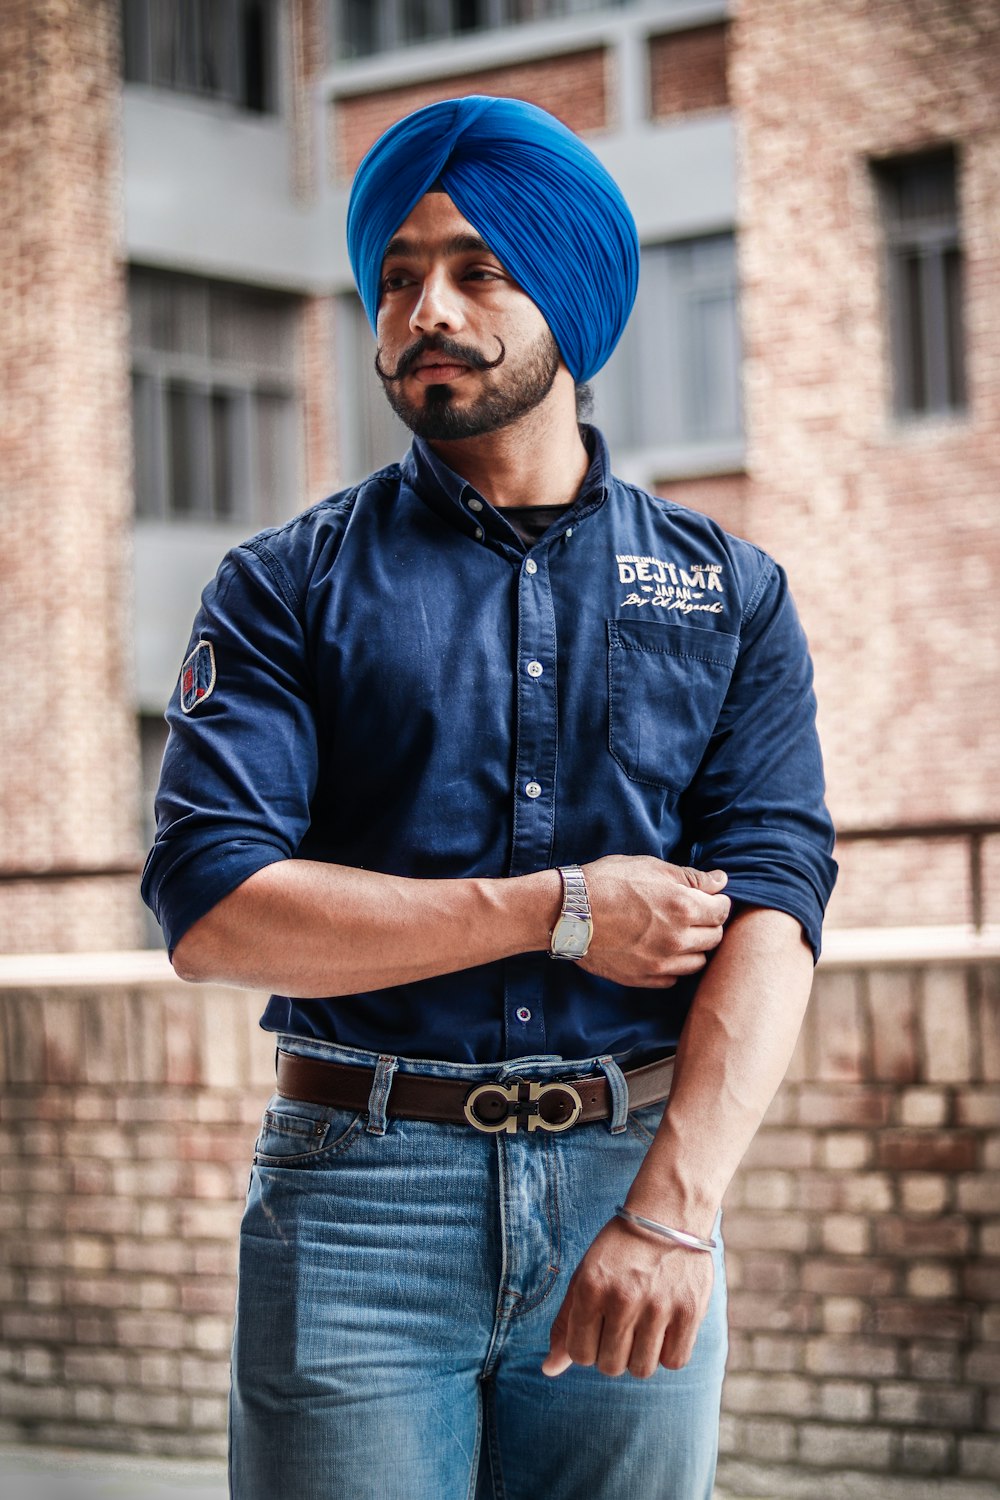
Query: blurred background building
xmin=1 ymin=2 xmax=998 ymax=1494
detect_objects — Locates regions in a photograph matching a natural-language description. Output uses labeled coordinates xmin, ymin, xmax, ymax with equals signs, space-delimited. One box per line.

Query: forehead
xmin=382 ymin=192 xmax=499 ymax=262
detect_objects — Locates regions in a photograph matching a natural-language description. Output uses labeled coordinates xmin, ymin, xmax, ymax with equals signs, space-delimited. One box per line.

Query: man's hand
xmin=542 ymin=1217 xmax=714 ymax=1379
xmin=579 ymin=855 xmax=731 ymax=988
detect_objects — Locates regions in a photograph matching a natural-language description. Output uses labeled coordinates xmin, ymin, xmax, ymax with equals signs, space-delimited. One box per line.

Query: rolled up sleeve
xmin=140 ymin=545 xmax=317 ymax=954
xmin=684 ymin=560 xmax=837 ymax=960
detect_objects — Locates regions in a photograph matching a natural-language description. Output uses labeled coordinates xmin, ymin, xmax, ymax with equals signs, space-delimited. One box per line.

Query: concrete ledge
xmin=715 ymin=1460 xmax=1000 ymax=1500
xmin=820 ymin=925 xmax=1000 ymax=967
xmin=0 ymin=949 xmax=177 ymax=988
xmin=1 ymin=926 xmax=998 ymax=989
xmin=0 ymin=1443 xmax=227 ymax=1496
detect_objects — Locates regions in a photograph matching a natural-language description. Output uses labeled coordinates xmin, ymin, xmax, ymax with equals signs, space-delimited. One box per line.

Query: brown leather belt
xmin=276 ymin=1049 xmax=676 ymax=1134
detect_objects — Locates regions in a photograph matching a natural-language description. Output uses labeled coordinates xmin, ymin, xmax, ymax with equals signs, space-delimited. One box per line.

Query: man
xmin=143 ymin=96 xmax=836 ymax=1500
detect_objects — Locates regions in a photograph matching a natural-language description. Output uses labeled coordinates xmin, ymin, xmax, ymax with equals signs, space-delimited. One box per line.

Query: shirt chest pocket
xmin=607 ymin=618 xmax=740 ymax=795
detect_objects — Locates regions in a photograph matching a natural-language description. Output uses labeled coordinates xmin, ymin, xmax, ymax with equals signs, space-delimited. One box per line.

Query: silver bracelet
xmin=615 ymin=1205 xmax=717 ymax=1253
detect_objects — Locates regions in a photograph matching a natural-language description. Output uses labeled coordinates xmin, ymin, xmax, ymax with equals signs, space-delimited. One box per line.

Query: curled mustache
xmin=374 ymin=335 xmax=506 ymax=383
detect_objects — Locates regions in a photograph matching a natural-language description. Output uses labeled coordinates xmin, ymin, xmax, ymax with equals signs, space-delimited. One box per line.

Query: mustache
xmin=374 ymin=335 xmax=506 ymax=383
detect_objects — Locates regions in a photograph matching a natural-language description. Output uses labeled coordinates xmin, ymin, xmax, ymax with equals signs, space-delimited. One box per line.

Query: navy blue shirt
xmin=142 ymin=429 xmax=836 ymax=1064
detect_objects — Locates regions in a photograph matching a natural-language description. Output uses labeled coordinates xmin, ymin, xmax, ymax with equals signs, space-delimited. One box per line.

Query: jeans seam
xmin=464 ymin=1381 xmax=485 ymax=1500
xmin=481 ymin=1136 xmax=515 ymax=1380
xmin=482 ymin=1377 xmax=507 ymax=1500
xmin=626 ymin=1111 xmax=661 ymax=1146
xmin=508 ymin=1132 xmax=561 ymax=1318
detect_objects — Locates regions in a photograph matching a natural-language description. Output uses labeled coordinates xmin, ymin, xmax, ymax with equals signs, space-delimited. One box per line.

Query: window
xmin=590 ymin=234 xmax=743 ymax=459
xmin=875 ymin=147 xmax=966 ymax=418
xmin=336 ymin=294 xmax=412 ymax=484
xmin=335 ymin=236 xmax=743 ymax=481
xmin=122 ymin=0 xmax=280 ymax=112
xmin=130 ymin=268 xmax=302 ymax=525
xmin=138 ymin=713 xmax=170 ymax=946
xmin=335 ymin=0 xmax=628 ymax=59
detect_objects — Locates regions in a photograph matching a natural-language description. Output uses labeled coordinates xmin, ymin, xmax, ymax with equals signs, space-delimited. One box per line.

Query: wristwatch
xmin=549 ymin=865 xmax=593 ymax=960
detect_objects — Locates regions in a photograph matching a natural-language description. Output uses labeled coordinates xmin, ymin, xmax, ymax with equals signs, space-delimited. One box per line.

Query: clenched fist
xmin=578 ymin=855 xmax=730 ymax=988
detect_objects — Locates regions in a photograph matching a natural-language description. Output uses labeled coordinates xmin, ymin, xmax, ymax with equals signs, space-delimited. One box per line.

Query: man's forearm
xmin=171 ymin=858 xmax=562 ymax=993
xmin=170 ymin=852 xmax=733 ymax=995
xmin=543 ymin=903 xmax=815 ymax=1381
xmin=624 ymin=905 xmax=815 ymax=1236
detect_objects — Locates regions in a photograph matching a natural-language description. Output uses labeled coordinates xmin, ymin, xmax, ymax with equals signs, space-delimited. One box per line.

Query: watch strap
xmin=559 ymin=865 xmax=591 ymax=922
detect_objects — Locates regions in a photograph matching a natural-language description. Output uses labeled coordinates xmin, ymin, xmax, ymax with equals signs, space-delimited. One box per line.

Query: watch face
xmin=552 ymin=913 xmax=593 ymax=959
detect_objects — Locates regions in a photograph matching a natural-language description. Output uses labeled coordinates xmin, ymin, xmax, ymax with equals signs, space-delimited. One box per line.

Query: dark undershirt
xmin=493 ymin=427 xmax=596 ymax=547
xmin=496 ymin=503 xmax=572 ymax=547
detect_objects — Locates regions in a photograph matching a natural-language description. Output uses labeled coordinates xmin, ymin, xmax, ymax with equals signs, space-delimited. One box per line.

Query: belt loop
xmin=597 ymin=1055 xmax=629 ymax=1134
xmin=365 ymin=1054 xmax=398 ymax=1135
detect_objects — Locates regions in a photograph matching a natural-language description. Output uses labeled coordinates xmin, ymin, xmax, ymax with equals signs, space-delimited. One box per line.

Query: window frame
xmin=122 ymin=0 xmax=282 ymax=114
xmin=333 ymin=0 xmax=628 ymax=59
xmin=129 ymin=267 xmax=303 ymax=528
xmin=874 ymin=146 xmax=967 ymax=421
xmin=334 ymin=292 xmax=412 ymax=486
xmin=334 ymin=230 xmax=745 ymax=488
xmin=589 ymin=231 xmax=745 ymax=476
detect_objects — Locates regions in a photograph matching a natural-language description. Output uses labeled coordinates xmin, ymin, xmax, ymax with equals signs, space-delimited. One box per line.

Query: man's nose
xmin=410 ymin=269 xmax=463 ymax=335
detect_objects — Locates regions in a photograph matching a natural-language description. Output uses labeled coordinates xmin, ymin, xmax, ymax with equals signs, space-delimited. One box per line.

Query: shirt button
xmin=515 ymin=1007 xmax=531 ymax=1023
xmin=525 ymin=781 xmax=542 ymax=799
xmin=526 ymin=660 xmax=543 ymax=678
xmin=474 ymin=526 xmax=484 ymax=541
xmin=525 ymin=559 xmax=538 ymax=575
xmin=565 ymin=527 xmax=574 ymax=539
xmin=467 ymin=497 xmax=483 ymax=512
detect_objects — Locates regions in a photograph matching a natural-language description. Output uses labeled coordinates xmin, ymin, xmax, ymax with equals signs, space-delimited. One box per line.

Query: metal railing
xmin=834 ymin=820 xmax=1000 ymax=932
xmin=0 ymin=863 xmax=142 ymax=883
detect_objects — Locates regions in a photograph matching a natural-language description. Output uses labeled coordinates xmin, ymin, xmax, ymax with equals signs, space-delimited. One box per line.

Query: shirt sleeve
xmin=140 ymin=544 xmax=317 ymax=954
xmin=683 ymin=558 xmax=837 ymax=960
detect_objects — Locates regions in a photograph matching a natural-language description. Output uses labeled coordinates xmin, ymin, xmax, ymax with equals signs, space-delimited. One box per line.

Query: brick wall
xmin=825 ymin=834 xmax=1000 ymax=932
xmin=300 ymin=295 xmax=339 ymax=501
xmin=332 ymin=48 xmax=608 ymax=182
xmin=0 ymin=0 xmax=142 ymax=953
xmin=0 ymin=977 xmax=274 ymax=1456
xmin=288 ymin=0 xmax=327 ymax=200
xmin=728 ymin=0 xmax=1000 ymax=877
xmin=649 ymin=22 xmax=730 ymax=119
xmin=719 ymin=957 xmax=1000 ymax=1495
xmin=0 ymin=958 xmax=997 ymax=1491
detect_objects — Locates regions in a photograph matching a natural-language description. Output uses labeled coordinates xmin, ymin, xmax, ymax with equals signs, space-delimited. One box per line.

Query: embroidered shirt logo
xmin=180 ymin=640 xmax=216 ymax=713
xmin=615 ymin=555 xmax=725 ymax=615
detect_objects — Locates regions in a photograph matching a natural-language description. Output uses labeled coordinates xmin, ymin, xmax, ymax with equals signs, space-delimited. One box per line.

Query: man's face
xmin=374 ymin=193 xmax=562 ymax=441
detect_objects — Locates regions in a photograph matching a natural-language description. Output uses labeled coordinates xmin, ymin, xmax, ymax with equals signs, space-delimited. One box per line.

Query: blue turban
xmin=347 ymin=96 xmax=639 ymax=383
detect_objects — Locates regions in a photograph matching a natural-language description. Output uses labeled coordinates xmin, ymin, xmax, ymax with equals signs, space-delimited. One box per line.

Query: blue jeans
xmin=229 ymin=1038 xmax=727 ymax=1500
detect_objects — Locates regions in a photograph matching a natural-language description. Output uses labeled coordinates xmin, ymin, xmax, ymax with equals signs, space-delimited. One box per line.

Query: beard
xmin=376 ymin=328 xmax=561 ymax=441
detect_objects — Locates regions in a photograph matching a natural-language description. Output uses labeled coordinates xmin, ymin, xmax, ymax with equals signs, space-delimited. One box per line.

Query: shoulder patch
xmin=180 ymin=641 xmax=216 ymax=713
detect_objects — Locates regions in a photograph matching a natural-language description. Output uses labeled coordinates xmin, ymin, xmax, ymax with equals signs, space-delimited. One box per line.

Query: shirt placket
xmin=504 ymin=547 xmax=559 ymax=1056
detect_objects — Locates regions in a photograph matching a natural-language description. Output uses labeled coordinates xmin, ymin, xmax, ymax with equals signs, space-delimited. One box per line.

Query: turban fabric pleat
xmin=347 ymin=96 xmax=639 ymax=383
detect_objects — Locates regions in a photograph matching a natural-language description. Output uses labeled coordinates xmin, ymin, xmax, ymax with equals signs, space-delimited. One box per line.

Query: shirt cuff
xmin=142 ymin=840 xmax=289 ymax=955
xmin=691 ymin=832 xmax=838 ymax=964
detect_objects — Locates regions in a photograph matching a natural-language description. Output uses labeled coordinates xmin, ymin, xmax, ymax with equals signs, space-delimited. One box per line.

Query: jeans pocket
xmin=607 ymin=617 xmax=739 ymax=792
xmin=626 ymin=1098 xmax=668 ymax=1144
xmin=253 ymin=1093 xmax=365 ymax=1166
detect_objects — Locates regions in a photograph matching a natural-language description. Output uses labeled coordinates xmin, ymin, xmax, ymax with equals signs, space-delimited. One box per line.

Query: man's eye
xmin=380 ymin=272 xmax=411 ymax=293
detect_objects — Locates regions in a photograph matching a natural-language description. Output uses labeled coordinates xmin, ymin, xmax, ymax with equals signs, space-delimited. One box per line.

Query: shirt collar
xmin=400 ymin=425 xmax=611 ymax=545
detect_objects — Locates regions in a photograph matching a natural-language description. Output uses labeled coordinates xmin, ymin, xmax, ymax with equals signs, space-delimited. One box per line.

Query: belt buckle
xmin=463 ymin=1079 xmax=583 ymax=1134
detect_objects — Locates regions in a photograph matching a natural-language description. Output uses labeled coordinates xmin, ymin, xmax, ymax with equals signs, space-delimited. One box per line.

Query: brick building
xmin=1 ymin=1 xmax=998 ymax=1493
